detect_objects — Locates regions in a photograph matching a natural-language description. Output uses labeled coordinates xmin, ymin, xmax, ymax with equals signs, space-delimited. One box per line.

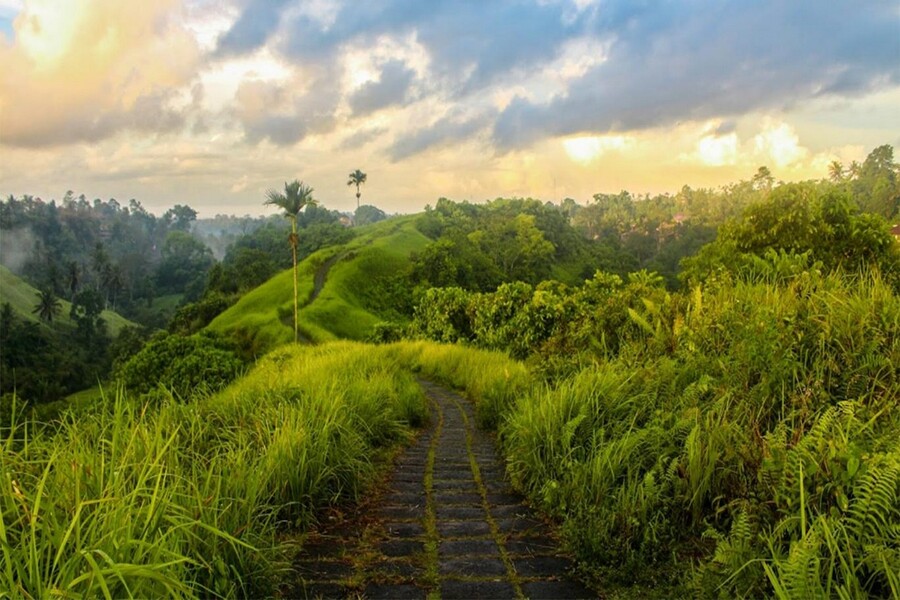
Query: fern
xmin=775 ymin=527 xmax=826 ymax=599
xmin=848 ymin=459 xmax=900 ymax=543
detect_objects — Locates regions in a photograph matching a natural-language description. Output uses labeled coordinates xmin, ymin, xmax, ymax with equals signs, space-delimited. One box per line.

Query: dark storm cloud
xmin=348 ymin=59 xmax=416 ymax=116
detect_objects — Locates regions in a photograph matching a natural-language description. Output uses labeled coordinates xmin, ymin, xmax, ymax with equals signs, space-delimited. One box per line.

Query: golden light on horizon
xmin=563 ymin=136 xmax=602 ymax=163
xmin=696 ymin=133 xmax=738 ymax=166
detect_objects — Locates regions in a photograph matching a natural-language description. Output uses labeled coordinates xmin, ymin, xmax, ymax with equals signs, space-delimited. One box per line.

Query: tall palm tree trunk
xmin=291 ymin=219 xmax=299 ymax=343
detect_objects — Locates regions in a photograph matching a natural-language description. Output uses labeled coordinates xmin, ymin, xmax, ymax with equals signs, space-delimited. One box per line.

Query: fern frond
xmin=848 ymin=460 xmax=900 ymax=543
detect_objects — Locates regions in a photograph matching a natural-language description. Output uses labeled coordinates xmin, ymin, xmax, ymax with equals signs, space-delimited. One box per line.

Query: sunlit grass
xmin=208 ymin=217 xmax=429 ymax=352
xmin=0 ymin=342 xmax=427 ymax=598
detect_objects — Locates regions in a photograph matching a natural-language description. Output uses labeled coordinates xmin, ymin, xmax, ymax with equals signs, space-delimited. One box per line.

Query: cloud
xmin=214 ymin=0 xmax=290 ymax=56
xmin=221 ymin=0 xmax=582 ymax=95
xmin=232 ymin=70 xmax=339 ymax=145
xmin=348 ymin=59 xmax=415 ymax=116
xmin=752 ymin=120 xmax=808 ymax=168
xmin=492 ymin=0 xmax=900 ymax=150
xmin=215 ymin=0 xmax=899 ymax=156
xmin=389 ymin=112 xmax=490 ymax=161
xmin=337 ymin=126 xmax=387 ymax=150
xmin=0 ymin=0 xmax=201 ymax=147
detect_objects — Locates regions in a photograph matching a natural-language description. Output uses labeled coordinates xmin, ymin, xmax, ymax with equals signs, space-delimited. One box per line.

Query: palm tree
xmin=33 ymin=289 xmax=61 ymax=323
xmin=828 ymin=160 xmax=844 ymax=183
xmin=264 ymin=180 xmax=317 ymax=343
xmin=347 ymin=169 xmax=367 ymax=211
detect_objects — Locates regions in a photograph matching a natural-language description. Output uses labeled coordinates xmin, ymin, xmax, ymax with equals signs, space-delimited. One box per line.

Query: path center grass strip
xmin=445 ymin=390 xmax=525 ymax=599
xmin=423 ymin=391 xmax=442 ymax=600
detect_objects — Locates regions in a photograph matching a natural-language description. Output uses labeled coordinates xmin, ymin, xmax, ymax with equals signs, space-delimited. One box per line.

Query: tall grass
xmin=498 ymin=271 xmax=900 ymax=596
xmin=0 ymin=342 xmax=426 ymax=598
xmin=383 ymin=340 xmax=531 ymax=428
xmin=387 ymin=272 xmax=900 ymax=597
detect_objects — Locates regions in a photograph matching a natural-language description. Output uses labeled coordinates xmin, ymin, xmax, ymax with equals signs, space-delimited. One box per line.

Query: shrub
xmin=115 ymin=331 xmax=243 ymax=398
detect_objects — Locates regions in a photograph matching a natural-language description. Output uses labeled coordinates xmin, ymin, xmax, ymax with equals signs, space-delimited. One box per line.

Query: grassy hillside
xmin=0 ymin=265 xmax=137 ymax=335
xmin=207 ymin=216 xmax=430 ymax=354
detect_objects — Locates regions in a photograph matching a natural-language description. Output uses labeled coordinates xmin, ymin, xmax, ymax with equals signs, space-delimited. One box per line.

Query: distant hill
xmin=207 ymin=216 xmax=430 ymax=355
xmin=0 ymin=265 xmax=137 ymax=336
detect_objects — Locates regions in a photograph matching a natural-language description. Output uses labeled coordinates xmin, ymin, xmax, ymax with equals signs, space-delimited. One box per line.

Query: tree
xmin=33 ymin=289 xmax=60 ymax=323
xmin=355 ymin=204 xmax=386 ymax=226
xmin=854 ymin=144 xmax=900 ymax=218
xmin=752 ymin=166 xmax=774 ymax=192
xmin=347 ymin=169 xmax=367 ymax=211
xmin=66 ymin=261 xmax=79 ymax=302
xmin=155 ymin=231 xmax=214 ymax=295
xmin=264 ymin=180 xmax=316 ymax=343
xmin=164 ymin=204 xmax=198 ymax=231
xmin=828 ymin=160 xmax=844 ymax=183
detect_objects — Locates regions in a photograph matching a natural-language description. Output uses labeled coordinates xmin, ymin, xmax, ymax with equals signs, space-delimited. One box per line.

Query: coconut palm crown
xmin=347 ymin=169 xmax=367 ymax=211
xmin=33 ymin=288 xmax=61 ymax=323
xmin=264 ymin=180 xmax=317 ymax=343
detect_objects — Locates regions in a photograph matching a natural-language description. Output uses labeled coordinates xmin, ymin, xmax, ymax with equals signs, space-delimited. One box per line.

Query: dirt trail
xmin=285 ymin=380 xmax=595 ymax=599
xmin=306 ymin=253 xmax=344 ymax=306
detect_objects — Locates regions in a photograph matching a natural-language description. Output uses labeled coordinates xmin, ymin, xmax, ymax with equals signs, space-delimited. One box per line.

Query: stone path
xmin=286 ymin=380 xmax=595 ymax=599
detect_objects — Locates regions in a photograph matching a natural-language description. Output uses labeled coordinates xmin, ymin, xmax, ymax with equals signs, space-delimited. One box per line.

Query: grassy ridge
xmin=207 ymin=217 xmax=429 ymax=353
xmin=0 ymin=342 xmax=426 ymax=598
xmin=0 ymin=265 xmax=137 ymax=336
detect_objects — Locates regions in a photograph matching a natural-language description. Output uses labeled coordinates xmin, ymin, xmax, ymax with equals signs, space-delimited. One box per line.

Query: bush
xmin=368 ymin=321 xmax=404 ymax=344
xmin=115 ymin=331 xmax=243 ymax=398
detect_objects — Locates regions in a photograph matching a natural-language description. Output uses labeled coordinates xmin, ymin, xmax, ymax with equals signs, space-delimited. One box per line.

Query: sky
xmin=0 ymin=0 xmax=898 ymax=218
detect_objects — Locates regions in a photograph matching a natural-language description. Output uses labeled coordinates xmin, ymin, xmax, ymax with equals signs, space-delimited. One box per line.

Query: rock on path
xmin=286 ymin=380 xmax=596 ymax=599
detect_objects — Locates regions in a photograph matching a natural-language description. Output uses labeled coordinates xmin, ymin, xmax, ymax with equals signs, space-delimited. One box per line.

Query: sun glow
xmin=563 ymin=135 xmax=630 ymax=164
xmin=16 ymin=0 xmax=81 ymax=69
xmin=696 ymin=133 xmax=738 ymax=166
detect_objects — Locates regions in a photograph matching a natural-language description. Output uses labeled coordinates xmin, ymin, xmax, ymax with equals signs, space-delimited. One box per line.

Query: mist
xmin=0 ymin=226 xmax=36 ymax=273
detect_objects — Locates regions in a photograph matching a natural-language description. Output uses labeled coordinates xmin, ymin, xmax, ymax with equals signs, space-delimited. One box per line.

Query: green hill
xmin=0 ymin=265 xmax=137 ymax=336
xmin=207 ymin=216 xmax=430 ymax=354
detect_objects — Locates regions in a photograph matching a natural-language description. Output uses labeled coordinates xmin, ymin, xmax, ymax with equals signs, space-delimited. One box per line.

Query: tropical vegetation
xmin=1 ymin=143 xmax=898 ymax=598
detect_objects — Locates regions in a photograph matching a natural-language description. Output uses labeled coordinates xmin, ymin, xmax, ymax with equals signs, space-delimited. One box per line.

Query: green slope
xmin=207 ymin=216 xmax=430 ymax=353
xmin=0 ymin=265 xmax=137 ymax=336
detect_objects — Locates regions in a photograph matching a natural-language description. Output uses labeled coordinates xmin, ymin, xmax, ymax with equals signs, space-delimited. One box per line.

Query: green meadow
xmin=207 ymin=217 xmax=429 ymax=353
xmin=0 ymin=265 xmax=136 ymax=336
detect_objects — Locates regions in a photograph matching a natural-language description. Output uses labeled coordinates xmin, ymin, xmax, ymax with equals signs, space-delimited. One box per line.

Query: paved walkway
xmin=286 ymin=380 xmax=595 ymax=599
